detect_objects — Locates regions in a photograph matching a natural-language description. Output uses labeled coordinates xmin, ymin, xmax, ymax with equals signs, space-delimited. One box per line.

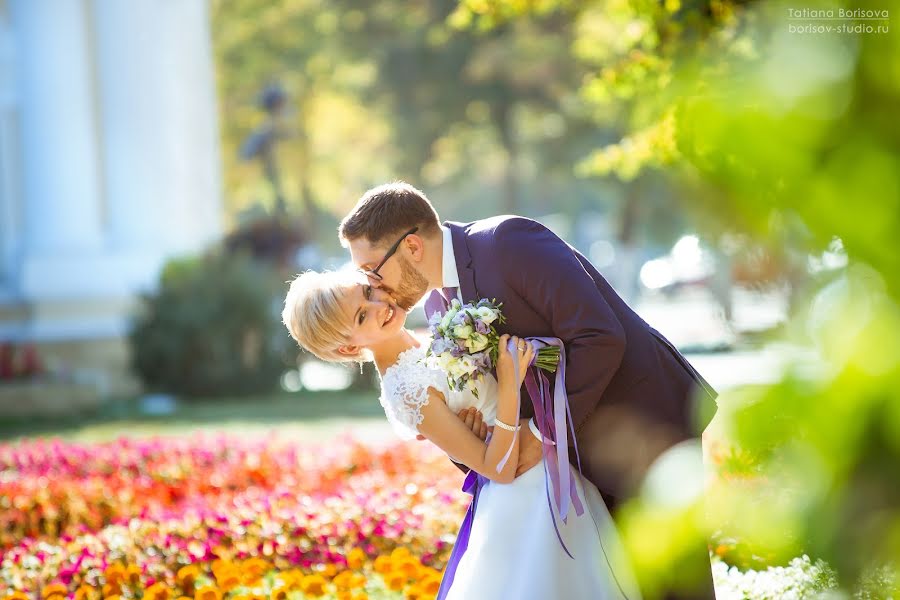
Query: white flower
xmin=440 ymin=309 xmax=455 ymax=330
xmin=465 ymin=333 xmax=490 ymax=353
xmin=452 ymin=324 xmax=474 ymax=339
xmin=476 ymin=306 xmax=499 ymax=323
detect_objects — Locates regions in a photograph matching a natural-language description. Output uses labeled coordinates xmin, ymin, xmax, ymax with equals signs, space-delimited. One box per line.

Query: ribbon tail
xmin=436 ymin=471 xmax=482 ymax=600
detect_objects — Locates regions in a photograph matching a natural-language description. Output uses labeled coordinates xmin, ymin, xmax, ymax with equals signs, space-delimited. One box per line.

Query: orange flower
xmin=144 ymin=583 xmax=173 ymax=600
xmin=102 ymin=583 xmax=121 ymax=598
xmin=395 ymin=556 xmax=421 ymax=579
xmin=352 ymin=594 xmax=368 ymax=600
xmin=386 ymin=572 xmax=406 ymax=591
xmin=126 ymin=565 xmax=143 ymax=587
xmin=320 ymin=563 xmax=338 ymax=579
xmin=42 ymin=584 xmax=68 ymax=599
xmin=194 ymin=586 xmax=221 ymax=600
xmin=373 ymin=555 xmax=392 ymax=574
xmin=104 ymin=563 xmax=126 ymax=586
xmin=217 ymin=572 xmax=241 ymax=593
xmin=346 ymin=548 xmax=366 ymax=570
xmin=46 ymin=595 xmax=65 ymax=600
xmin=74 ymin=586 xmax=98 ymax=600
xmin=299 ymin=574 xmax=327 ymax=597
xmin=336 ymin=592 xmax=353 ymax=600
xmin=6 ymin=593 xmax=30 ymax=600
xmin=104 ymin=596 xmax=121 ymax=600
xmin=421 ymin=574 xmax=442 ymax=595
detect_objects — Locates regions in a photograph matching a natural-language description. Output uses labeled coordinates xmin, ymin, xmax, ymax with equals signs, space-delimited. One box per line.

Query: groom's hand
xmin=515 ymin=426 xmax=543 ymax=477
xmin=460 ymin=407 xmax=489 ymax=441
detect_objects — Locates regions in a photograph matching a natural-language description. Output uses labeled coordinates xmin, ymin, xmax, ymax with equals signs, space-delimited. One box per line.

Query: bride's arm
xmin=416 ymin=336 xmax=534 ymax=484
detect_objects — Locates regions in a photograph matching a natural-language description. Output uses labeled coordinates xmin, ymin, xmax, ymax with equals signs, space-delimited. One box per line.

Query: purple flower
xmin=474 ymin=320 xmax=490 ymax=335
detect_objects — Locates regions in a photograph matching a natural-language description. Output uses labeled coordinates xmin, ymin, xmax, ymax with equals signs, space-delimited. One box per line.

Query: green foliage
xmin=130 ymin=253 xmax=294 ymax=398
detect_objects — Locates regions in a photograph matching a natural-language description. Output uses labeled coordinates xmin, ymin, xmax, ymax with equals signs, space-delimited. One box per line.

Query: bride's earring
xmin=358 ymin=360 xmax=364 ymax=375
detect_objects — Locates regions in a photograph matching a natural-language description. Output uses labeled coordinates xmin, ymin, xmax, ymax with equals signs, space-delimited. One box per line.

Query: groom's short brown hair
xmin=339 ymin=181 xmax=441 ymax=247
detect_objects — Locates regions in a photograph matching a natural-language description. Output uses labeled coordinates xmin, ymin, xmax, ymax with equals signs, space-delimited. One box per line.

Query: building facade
xmin=0 ymin=0 xmax=223 ymax=405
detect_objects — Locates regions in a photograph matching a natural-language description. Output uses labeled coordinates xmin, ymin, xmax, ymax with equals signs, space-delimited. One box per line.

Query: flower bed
xmin=1 ymin=436 xmax=466 ymax=599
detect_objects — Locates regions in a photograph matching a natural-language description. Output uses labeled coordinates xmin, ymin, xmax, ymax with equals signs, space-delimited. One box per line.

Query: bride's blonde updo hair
xmin=281 ymin=270 xmax=366 ymax=363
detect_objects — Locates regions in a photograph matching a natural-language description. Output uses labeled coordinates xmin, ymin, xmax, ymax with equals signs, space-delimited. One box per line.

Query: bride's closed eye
xmin=358 ymin=285 xmax=372 ymax=325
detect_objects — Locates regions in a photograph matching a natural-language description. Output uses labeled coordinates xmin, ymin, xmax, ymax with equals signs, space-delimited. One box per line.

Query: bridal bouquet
xmin=426 ymin=298 xmax=559 ymax=397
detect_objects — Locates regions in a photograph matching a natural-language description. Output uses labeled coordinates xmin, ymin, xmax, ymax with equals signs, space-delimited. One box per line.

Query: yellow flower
xmin=269 ymin=584 xmax=289 ymax=600
xmin=177 ymin=565 xmax=200 ymax=585
xmin=42 ymin=584 xmax=68 ymax=599
xmin=350 ymin=574 xmax=366 ymax=589
xmin=346 ymin=548 xmax=366 ymax=570
xmin=46 ymin=595 xmax=66 ymax=600
xmin=102 ymin=583 xmax=120 ymax=598
xmin=6 ymin=593 xmax=30 ymax=600
xmin=194 ymin=586 xmax=222 ymax=600
xmin=103 ymin=596 xmax=121 ymax=600
xmin=386 ymin=572 xmax=406 ymax=591
xmin=389 ymin=547 xmax=411 ymax=562
xmin=332 ymin=570 xmax=354 ymax=590
xmin=300 ymin=574 xmax=327 ymax=597
xmin=336 ymin=592 xmax=353 ymax=600
xmin=404 ymin=586 xmax=425 ymax=600
xmin=372 ymin=555 xmax=392 ymax=574
xmin=352 ymin=594 xmax=368 ymax=600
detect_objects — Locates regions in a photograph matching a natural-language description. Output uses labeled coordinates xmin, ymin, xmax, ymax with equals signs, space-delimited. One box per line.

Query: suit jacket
xmin=424 ymin=217 xmax=718 ymax=499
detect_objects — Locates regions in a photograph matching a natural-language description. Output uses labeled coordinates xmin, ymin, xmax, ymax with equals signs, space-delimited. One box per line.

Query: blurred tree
xmin=454 ymin=0 xmax=900 ymax=596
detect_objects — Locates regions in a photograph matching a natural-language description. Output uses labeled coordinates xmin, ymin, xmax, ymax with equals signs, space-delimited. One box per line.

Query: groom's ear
xmin=405 ymin=233 xmax=426 ymax=262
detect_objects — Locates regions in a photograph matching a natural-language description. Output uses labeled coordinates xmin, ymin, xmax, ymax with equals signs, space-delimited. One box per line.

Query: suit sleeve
xmin=495 ymin=218 xmax=626 ymax=432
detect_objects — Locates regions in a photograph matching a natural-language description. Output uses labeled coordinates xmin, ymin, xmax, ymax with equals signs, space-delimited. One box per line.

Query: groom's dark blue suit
xmin=424 ymin=217 xmax=718 ymax=599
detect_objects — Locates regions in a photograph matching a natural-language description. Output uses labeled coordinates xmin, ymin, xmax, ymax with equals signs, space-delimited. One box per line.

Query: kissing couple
xmin=282 ymin=181 xmax=718 ymax=599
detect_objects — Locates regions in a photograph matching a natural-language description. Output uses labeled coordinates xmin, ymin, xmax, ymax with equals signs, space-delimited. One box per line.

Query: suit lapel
xmin=446 ymin=221 xmax=477 ymax=303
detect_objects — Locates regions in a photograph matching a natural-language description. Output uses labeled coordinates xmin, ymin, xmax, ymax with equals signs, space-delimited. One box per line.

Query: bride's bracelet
xmin=493 ymin=418 xmax=520 ymax=432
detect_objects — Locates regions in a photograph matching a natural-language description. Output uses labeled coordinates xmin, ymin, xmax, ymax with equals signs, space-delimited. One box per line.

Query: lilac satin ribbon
xmin=437 ymin=338 xmax=587 ymax=597
xmin=436 ymin=459 xmax=486 ymax=599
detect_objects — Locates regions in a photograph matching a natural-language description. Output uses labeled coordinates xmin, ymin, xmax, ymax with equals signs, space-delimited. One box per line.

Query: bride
xmin=282 ymin=270 xmax=641 ymax=600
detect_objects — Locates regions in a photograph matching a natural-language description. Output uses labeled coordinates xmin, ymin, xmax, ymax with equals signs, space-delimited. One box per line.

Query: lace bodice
xmin=379 ymin=344 xmax=498 ymax=441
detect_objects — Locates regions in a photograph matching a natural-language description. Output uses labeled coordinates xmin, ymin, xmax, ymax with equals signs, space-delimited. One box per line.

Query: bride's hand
xmin=497 ymin=335 xmax=535 ymax=390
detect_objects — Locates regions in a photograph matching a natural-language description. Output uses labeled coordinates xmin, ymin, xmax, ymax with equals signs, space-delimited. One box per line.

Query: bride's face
xmin=338 ymin=282 xmax=406 ymax=352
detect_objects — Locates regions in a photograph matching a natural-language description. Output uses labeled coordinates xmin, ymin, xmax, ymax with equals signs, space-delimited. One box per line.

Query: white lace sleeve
xmin=379 ymin=349 xmax=450 ymax=440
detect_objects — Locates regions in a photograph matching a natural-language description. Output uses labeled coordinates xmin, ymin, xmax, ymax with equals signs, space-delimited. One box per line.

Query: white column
xmin=92 ymin=0 xmax=222 ymax=255
xmin=11 ymin=0 xmax=104 ymax=256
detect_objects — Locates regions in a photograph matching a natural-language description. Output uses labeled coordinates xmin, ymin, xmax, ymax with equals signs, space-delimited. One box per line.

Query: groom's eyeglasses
xmin=362 ymin=226 xmax=419 ymax=282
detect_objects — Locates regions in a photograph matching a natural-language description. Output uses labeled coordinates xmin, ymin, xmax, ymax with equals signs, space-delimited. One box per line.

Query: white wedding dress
xmin=379 ymin=344 xmax=642 ymax=600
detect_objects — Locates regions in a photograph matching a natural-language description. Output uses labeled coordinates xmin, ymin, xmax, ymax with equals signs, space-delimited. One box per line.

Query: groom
xmin=340 ymin=181 xmax=718 ymax=599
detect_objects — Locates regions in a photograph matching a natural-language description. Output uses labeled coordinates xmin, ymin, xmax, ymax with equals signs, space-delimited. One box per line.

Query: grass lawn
xmin=0 ymin=389 xmax=396 ymax=444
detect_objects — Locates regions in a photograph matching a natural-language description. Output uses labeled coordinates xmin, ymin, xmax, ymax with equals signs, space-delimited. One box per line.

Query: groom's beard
xmin=391 ymin=256 xmax=429 ymax=311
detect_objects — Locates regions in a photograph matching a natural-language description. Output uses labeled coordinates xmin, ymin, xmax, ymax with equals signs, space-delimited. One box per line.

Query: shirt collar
xmin=440 ymin=224 xmax=460 ymax=289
